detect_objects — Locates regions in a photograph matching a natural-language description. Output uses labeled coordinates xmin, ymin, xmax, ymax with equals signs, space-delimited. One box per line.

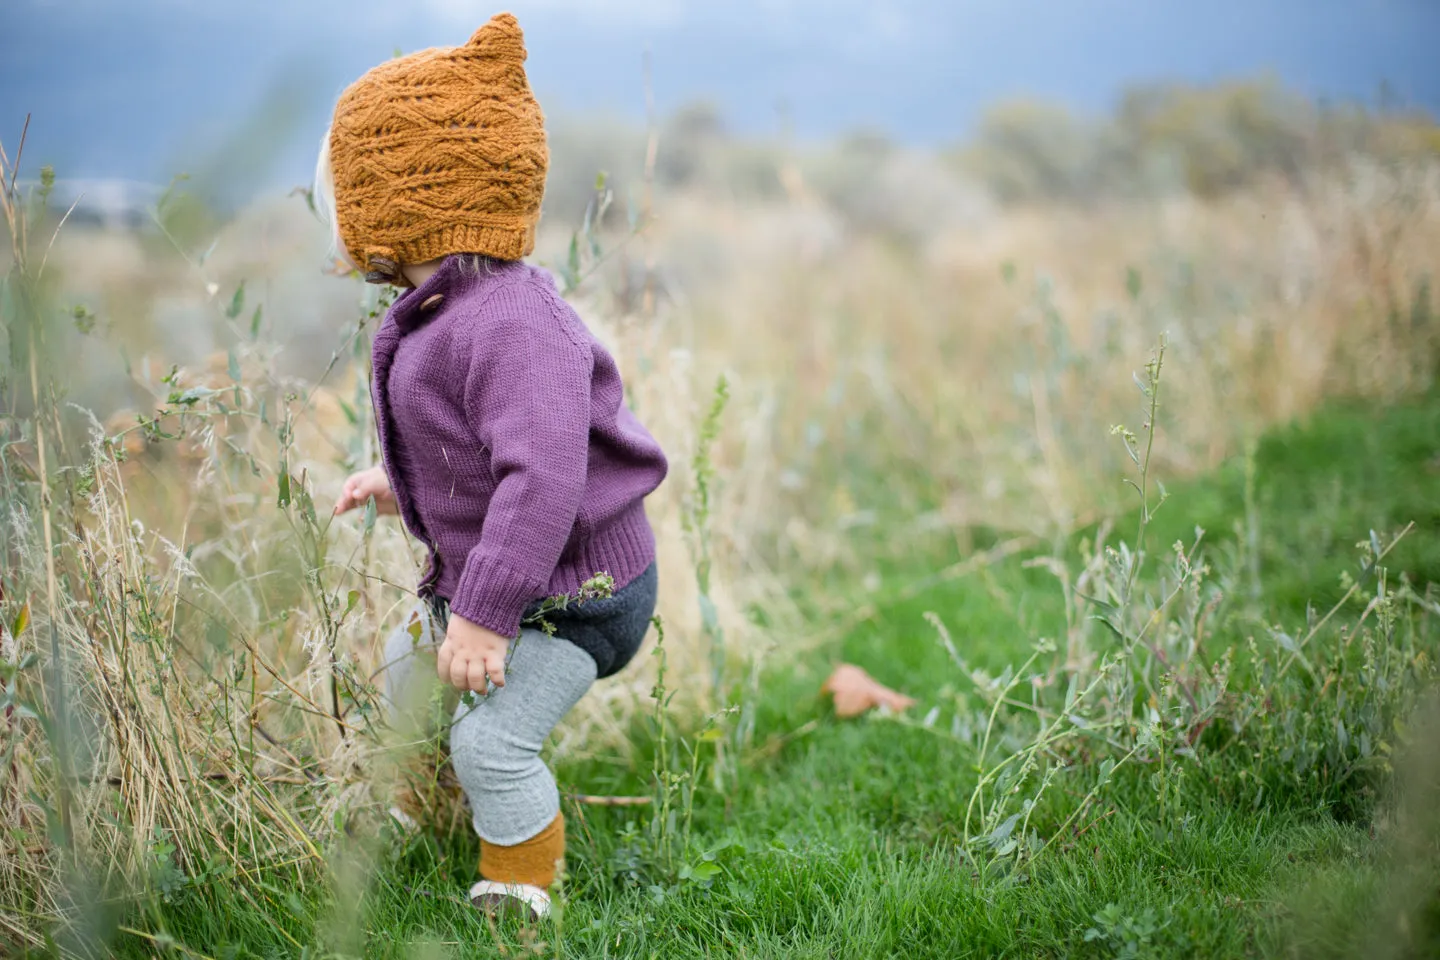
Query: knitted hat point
xmin=470 ymin=12 xmax=525 ymax=51
xmin=328 ymin=12 xmax=548 ymax=279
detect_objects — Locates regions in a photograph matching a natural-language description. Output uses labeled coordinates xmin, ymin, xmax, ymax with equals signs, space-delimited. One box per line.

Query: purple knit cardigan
xmin=370 ymin=256 xmax=668 ymax=638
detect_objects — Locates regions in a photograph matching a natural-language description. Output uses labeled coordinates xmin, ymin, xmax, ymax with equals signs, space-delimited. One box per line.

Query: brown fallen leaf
xmin=822 ymin=664 xmax=916 ymax=719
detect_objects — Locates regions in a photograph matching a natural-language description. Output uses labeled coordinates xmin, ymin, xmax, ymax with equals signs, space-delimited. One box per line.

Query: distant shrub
xmin=959 ymin=77 xmax=1440 ymax=205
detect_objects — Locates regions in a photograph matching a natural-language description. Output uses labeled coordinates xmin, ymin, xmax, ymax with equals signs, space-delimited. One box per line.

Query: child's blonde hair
xmin=311 ymin=128 xmax=352 ymax=268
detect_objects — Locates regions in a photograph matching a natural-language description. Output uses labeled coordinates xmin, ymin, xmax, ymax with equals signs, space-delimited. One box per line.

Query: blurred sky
xmin=3 ymin=0 xmax=1438 ymax=203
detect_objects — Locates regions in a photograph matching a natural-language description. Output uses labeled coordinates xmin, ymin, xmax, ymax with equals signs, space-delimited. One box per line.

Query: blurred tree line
xmin=958 ymin=77 xmax=1440 ymax=204
xmin=540 ymin=76 xmax=1439 ymax=246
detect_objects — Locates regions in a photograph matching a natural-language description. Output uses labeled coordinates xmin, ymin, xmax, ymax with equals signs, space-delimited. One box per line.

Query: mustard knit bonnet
xmin=328 ymin=12 xmax=548 ymax=283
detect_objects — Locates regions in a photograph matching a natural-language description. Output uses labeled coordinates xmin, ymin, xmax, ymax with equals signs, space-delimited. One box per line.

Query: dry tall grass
xmin=2 ymin=130 xmax=1437 ymax=949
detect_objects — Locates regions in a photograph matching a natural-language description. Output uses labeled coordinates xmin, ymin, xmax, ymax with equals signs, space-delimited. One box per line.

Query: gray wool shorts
xmin=380 ymin=564 xmax=656 ymax=846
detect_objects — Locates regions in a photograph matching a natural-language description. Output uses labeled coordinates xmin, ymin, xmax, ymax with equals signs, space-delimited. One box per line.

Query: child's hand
xmin=334 ymin=466 xmax=398 ymax=516
xmin=436 ymin=614 xmax=510 ymax=693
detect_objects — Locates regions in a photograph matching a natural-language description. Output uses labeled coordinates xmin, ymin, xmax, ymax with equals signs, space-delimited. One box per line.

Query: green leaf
xmin=1076 ymin=592 xmax=1119 ymax=615
xmin=363 ymin=497 xmax=377 ymax=535
xmin=985 ymin=813 xmax=1021 ymax=847
xmin=173 ymin=386 xmax=218 ymax=406
xmin=1089 ymin=615 xmax=1125 ymax=641
xmin=250 ymin=304 xmax=264 ymax=339
xmin=155 ymin=172 xmax=190 ymax=218
xmin=595 ymin=187 xmax=613 ymax=232
xmin=345 ymin=590 xmax=360 ymax=615
xmin=11 ymin=602 xmax=30 ymax=639
xmin=1125 ymin=265 xmax=1143 ymax=301
xmin=225 ymin=282 xmax=246 ymax=320
xmin=1121 ymin=431 xmax=1141 ymax=464
xmin=277 ymin=469 xmax=291 ymax=508
xmin=296 ymin=485 xmax=317 ymax=528
xmin=227 ymin=348 xmax=241 ymax=382
xmin=566 ymin=235 xmax=581 ymax=282
xmin=698 ymin=593 xmax=720 ymax=636
xmin=681 ymin=860 xmax=722 ymax=883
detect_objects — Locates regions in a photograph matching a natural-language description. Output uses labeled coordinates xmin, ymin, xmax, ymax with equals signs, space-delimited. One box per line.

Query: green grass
xmin=1141 ymin=391 xmax=1440 ymax=618
xmin=48 ymin=393 xmax=1440 ymax=960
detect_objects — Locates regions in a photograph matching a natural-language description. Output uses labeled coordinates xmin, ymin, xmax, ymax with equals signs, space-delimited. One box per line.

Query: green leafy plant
xmin=1084 ymin=903 xmax=1170 ymax=959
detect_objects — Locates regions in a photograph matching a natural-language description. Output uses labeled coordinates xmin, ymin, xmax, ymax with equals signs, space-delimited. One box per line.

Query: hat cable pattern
xmin=329 ymin=12 xmax=549 ymax=281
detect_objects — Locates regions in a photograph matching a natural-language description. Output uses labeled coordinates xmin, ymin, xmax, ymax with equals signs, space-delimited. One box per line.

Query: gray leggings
xmin=381 ymin=605 xmax=597 ymax=846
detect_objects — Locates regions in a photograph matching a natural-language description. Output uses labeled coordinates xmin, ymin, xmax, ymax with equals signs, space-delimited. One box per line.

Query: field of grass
xmin=78 ymin=389 xmax=1440 ymax=959
xmin=4 ymin=112 xmax=1440 ymax=959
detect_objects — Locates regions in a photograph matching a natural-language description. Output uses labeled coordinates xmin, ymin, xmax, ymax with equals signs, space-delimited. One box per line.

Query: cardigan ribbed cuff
xmin=449 ymin=554 xmax=546 ymax=639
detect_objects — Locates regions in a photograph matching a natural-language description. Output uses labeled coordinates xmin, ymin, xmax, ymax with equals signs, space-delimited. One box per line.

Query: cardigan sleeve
xmin=446 ymin=281 xmax=594 ymax=637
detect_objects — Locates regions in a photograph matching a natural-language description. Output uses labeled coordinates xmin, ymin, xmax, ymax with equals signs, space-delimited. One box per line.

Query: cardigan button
xmin=421 ymin=294 xmax=445 ymax=311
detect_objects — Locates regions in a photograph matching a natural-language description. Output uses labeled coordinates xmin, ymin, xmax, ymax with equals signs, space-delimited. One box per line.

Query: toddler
xmin=314 ymin=12 xmax=668 ymax=922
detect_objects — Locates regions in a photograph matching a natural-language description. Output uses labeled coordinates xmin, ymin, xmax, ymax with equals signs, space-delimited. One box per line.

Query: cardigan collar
xmin=386 ymin=255 xmax=526 ymax=334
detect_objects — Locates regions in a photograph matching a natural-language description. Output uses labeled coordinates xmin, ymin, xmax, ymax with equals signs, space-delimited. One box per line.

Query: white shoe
xmin=468 ymin=880 xmax=551 ymax=922
xmin=388 ymin=805 xmax=419 ymax=832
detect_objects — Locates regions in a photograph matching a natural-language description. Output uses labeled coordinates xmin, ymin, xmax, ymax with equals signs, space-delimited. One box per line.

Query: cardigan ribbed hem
xmin=443 ymin=502 xmax=656 ymax=639
xmin=553 ymin=503 xmax=656 ymax=601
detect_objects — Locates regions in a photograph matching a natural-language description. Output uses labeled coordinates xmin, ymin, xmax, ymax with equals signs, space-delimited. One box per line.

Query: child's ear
xmin=467 ymin=12 xmax=526 ymax=58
